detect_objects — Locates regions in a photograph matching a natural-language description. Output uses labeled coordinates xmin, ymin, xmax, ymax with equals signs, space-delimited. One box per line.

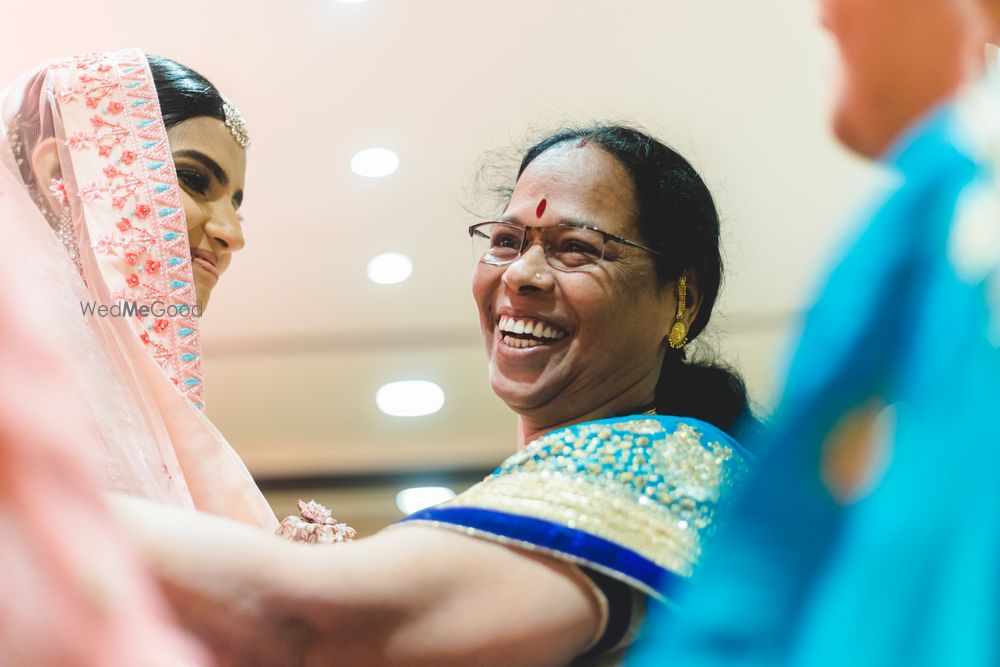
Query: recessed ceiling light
xmin=367 ymin=252 xmax=413 ymax=284
xmin=376 ymin=380 xmax=445 ymax=417
xmin=395 ymin=487 xmax=456 ymax=515
xmin=351 ymin=147 xmax=399 ymax=177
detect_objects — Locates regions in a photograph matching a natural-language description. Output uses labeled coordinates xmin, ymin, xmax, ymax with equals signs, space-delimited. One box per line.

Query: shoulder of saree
xmin=402 ymin=415 xmax=752 ymax=599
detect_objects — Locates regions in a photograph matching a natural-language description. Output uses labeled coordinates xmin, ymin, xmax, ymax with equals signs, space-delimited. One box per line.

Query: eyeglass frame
xmin=468 ymin=220 xmax=664 ymax=270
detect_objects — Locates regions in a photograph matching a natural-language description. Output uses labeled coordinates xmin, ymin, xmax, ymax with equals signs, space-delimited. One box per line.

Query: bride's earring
xmin=667 ymin=273 xmax=688 ymax=349
xmin=34 ymin=177 xmax=81 ymax=275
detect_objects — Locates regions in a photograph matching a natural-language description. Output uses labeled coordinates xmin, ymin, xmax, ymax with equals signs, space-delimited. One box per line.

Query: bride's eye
xmin=177 ymin=168 xmax=209 ymax=195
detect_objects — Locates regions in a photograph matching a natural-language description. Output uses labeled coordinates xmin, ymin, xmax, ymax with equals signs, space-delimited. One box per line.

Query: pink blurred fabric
xmin=0 ymin=50 xmax=276 ymax=530
xmin=0 ymin=150 xmax=208 ymax=665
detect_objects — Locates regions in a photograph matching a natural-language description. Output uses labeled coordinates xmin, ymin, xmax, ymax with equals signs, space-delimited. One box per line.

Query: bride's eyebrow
xmin=173 ymin=150 xmax=228 ymax=187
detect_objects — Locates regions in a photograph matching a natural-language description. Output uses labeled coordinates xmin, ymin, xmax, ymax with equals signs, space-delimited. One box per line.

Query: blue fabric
xmin=628 ymin=103 xmax=1000 ymax=666
xmin=508 ymin=414 xmax=749 ymax=462
xmin=405 ymin=506 xmax=685 ymax=594
xmin=401 ymin=414 xmax=748 ymax=602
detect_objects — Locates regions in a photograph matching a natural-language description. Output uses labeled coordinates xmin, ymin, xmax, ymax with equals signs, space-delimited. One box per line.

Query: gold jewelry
xmin=667 ymin=273 xmax=688 ymax=349
xmin=221 ymin=95 xmax=251 ymax=149
xmin=534 ymin=272 xmax=544 ymax=280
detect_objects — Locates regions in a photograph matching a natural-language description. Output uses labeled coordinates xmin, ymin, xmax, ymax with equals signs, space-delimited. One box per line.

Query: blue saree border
xmin=402 ymin=506 xmax=685 ymax=597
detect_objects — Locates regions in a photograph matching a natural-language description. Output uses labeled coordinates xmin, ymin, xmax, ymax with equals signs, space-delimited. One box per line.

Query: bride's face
xmin=166 ymin=117 xmax=246 ymax=311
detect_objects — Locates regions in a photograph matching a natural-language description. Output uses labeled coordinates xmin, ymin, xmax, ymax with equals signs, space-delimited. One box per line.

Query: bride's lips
xmin=190 ymin=248 xmax=220 ymax=281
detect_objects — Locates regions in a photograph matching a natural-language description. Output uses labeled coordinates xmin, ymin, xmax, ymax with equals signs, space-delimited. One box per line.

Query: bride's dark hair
xmin=515 ymin=125 xmax=756 ymax=436
xmin=146 ymin=55 xmax=226 ymax=130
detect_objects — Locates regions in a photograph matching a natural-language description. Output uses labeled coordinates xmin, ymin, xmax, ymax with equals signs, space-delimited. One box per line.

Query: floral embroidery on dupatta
xmin=50 ymin=51 xmax=205 ymax=408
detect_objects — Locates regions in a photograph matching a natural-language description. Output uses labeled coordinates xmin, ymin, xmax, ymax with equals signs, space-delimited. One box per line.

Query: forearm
xmin=108 ymin=493 xmax=320 ymax=663
xmin=109 ymin=495 xmax=600 ymax=667
xmin=109 ymin=495 xmax=440 ymax=665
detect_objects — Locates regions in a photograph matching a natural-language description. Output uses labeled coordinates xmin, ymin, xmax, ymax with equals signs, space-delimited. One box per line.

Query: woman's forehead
xmin=166 ymin=117 xmax=246 ymax=180
xmin=509 ymin=144 xmax=637 ymax=231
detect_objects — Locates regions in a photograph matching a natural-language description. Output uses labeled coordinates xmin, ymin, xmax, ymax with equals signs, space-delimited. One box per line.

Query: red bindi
xmin=535 ymin=198 xmax=547 ymax=219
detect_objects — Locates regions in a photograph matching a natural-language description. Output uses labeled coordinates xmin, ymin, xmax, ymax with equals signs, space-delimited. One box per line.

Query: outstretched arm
xmin=109 ymin=494 xmax=603 ymax=667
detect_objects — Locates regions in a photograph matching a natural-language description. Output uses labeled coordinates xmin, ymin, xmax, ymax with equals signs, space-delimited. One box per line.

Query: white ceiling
xmin=3 ymin=0 xmax=882 ymax=479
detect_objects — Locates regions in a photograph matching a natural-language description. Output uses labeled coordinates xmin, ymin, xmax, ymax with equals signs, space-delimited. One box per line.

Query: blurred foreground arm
xmin=109 ymin=493 xmax=601 ymax=667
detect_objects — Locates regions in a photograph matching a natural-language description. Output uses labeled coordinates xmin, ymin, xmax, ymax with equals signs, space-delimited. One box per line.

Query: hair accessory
xmin=667 ymin=273 xmax=688 ymax=349
xmin=221 ymin=95 xmax=250 ymax=149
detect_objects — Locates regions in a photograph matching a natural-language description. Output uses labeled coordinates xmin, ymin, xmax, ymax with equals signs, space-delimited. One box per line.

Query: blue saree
xmin=403 ymin=414 xmax=751 ymax=658
xmin=628 ymin=74 xmax=1000 ymax=666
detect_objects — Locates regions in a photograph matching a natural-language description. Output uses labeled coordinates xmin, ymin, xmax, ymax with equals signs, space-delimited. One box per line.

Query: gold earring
xmin=667 ymin=273 xmax=688 ymax=349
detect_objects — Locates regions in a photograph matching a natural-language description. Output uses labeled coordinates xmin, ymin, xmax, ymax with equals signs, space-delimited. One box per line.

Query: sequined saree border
xmin=441 ymin=472 xmax=701 ymax=573
xmin=400 ymin=507 xmax=686 ymax=600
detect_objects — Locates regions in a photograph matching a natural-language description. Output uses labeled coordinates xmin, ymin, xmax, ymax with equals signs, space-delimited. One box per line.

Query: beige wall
xmin=3 ymin=1 xmax=885 ymax=529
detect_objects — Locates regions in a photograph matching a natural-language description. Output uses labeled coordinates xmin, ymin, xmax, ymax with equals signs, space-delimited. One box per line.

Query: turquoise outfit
xmin=629 ymin=76 xmax=1000 ymax=666
xmin=403 ymin=414 xmax=750 ymax=659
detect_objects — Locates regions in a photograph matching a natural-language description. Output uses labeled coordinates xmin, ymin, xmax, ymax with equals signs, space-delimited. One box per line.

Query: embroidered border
xmin=50 ymin=50 xmax=204 ymax=408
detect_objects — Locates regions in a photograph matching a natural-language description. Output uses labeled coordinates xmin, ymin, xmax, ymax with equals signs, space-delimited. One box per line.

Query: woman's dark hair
xmin=516 ymin=125 xmax=753 ymax=436
xmin=146 ymin=55 xmax=224 ymax=130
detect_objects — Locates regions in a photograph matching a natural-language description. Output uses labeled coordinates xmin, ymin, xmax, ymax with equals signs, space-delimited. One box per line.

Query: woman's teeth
xmin=498 ymin=315 xmax=566 ymax=341
xmin=503 ymin=336 xmax=544 ymax=348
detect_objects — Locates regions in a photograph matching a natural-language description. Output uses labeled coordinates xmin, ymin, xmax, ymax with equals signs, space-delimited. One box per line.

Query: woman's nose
xmin=206 ymin=205 xmax=245 ymax=253
xmin=502 ymin=244 xmax=552 ymax=293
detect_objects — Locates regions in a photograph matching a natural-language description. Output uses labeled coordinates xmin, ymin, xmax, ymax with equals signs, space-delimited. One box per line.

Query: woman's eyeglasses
xmin=469 ymin=220 xmax=663 ymax=272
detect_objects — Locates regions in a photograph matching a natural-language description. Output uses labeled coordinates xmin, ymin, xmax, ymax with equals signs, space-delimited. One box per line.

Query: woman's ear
xmin=29 ymin=137 xmax=64 ymax=212
xmin=683 ymin=270 xmax=704 ymax=331
xmin=662 ymin=271 xmax=703 ymax=348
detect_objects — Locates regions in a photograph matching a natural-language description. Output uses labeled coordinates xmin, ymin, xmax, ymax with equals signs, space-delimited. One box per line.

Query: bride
xmin=0 ymin=49 xmax=275 ymax=528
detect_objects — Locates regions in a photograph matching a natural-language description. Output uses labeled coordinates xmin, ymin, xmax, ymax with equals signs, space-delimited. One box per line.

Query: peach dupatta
xmin=0 ymin=158 xmax=208 ymax=666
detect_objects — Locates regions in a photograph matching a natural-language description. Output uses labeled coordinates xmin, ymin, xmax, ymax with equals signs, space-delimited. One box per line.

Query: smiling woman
xmin=469 ymin=127 xmax=749 ymax=436
xmin=0 ymin=50 xmax=274 ymax=526
xmin=402 ymin=125 xmax=756 ymax=659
